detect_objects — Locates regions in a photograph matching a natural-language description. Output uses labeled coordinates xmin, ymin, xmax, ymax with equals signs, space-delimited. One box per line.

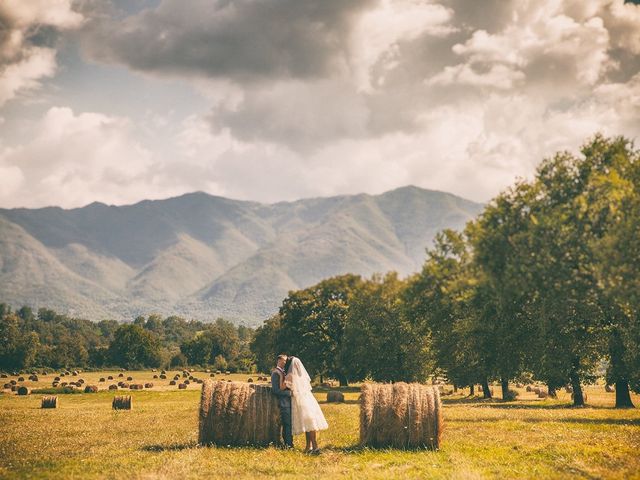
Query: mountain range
xmin=0 ymin=186 xmax=483 ymax=325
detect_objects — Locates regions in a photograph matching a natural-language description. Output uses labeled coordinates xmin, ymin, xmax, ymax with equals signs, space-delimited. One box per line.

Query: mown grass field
xmin=1 ymin=370 xmax=639 ymax=479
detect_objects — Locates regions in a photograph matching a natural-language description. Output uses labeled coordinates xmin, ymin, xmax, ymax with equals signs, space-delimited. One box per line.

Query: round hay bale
xmin=516 ymin=383 xmax=524 ymax=388
xmin=17 ymin=386 xmax=30 ymax=395
xmin=169 ymin=380 xmax=176 ymax=385
xmin=215 ymin=370 xmax=221 ymax=374
xmin=99 ymin=378 xmax=105 ymax=382
xmin=52 ymin=382 xmax=59 ymax=388
xmin=533 ymin=387 xmax=541 ymax=394
xmin=320 ymin=382 xmax=333 ymax=388
xmin=359 ymin=382 xmax=442 ymax=450
xmin=120 ymin=382 xmax=130 ymax=389
xmin=537 ymin=391 xmax=548 ymax=399
xmin=161 ymin=370 xmax=166 ymax=375
xmin=112 ymin=395 xmax=132 ymax=410
xmin=108 ymin=376 xmax=114 ymax=380
xmin=153 ymin=375 xmax=158 ymax=379
xmin=225 ymin=371 xmax=231 ymax=375
xmin=3 ymin=383 xmax=11 ymax=389
xmin=526 ymin=385 xmax=533 ymax=392
xmin=189 ymin=375 xmax=194 ymax=381
xmin=247 ymin=378 xmax=254 ymax=383
xmin=126 ymin=377 xmax=133 ymax=381
xmin=54 ymin=376 xmax=60 ymax=381
xmin=0 ymin=373 xmax=7 ymax=378
xmin=198 ymin=380 xmax=281 ymax=446
xmin=11 ymin=385 xmax=18 ymax=392
xmin=130 ymin=384 xmax=143 ymax=390
xmin=118 ymin=373 xmax=124 ymax=377
xmin=152 ymin=368 xmax=157 ymax=372
xmin=184 ymin=380 xmax=190 ymax=385
xmin=18 ymin=376 xmax=25 ymax=382
xmin=77 ymin=379 xmax=85 ymax=384
xmin=108 ymin=384 xmax=118 ymax=390
xmin=10 ymin=380 xmax=16 ymax=385
xmin=61 ymin=382 xmax=68 ymax=387
xmin=178 ymin=383 xmax=187 ymax=389
xmin=327 ymin=391 xmax=345 ymax=403
xmin=144 ymin=383 xmax=153 ymax=389
xmin=72 ymin=371 xmax=78 ymax=376
xmin=159 ymin=374 xmax=167 ymax=379
xmin=174 ymin=375 xmax=180 ymax=381
xmin=84 ymin=385 xmax=98 ymax=393
xmin=29 ymin=375 xmax=39 ymax=382
xmin=196 ymin=379 xmax=204 ymax=384
xmin=605 ymin=384 xmax=614 ymax=393
xmin=210 ymin=373 xmax=215 ymax=377
xmin=182 ymin=372 xmax=189 ymax=378
xmin=41 ymin=396 xmax=58 ymax=408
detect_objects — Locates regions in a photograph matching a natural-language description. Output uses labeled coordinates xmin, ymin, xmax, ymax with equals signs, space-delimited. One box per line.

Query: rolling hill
xmin=0 ymin=186 xmax=483 ymax=324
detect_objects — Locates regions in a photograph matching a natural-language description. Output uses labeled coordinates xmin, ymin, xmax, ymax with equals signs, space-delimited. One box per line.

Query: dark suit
xmin=271 ymin=368 xmax=293 ymax=447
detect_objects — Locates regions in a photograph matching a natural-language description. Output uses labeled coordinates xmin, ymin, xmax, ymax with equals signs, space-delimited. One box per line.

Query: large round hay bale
xmin=41 ymin=396 xmax=58 ymax=408
xmin=112 ymin=395 xmax=132 ymax=410
xmin=17 ymin=386 xmax=30 ymax=395
xmin=198 ymin=380 xmax=281 ymax=447
xmin=327 ymin=391 xmax=345 ymax=403
xmin=360 ymin=382 xmax=442 ymax=450
xmin=84 ymin=385 xmax=98 ymax=393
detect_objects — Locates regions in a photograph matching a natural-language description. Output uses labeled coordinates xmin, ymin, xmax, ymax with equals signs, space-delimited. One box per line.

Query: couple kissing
xmin=271 ymin=354 xmax=328 ymax=453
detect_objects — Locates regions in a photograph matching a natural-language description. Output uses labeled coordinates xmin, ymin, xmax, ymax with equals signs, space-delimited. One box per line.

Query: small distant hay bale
xmin=198 ymin=380 xmax=281 ymax=446
xmin=3 ymin=383 xmax=11 ymax=389
xmin=144 ymin=383 xmax=153 ymax=389
xmin=52 ymin=382 xmax=59 ymax=388
xmin=605 ymin=384 xmax=614 ymax=393
xmin=108 ymin=384 xmax=118 ymax=391
xmin=61 ymin=382 xmax=68 ymax=387
xmin=571 ymin=392 xmax=588 ymax=402
xmin=11 ymin=385 xmax=18 ymax=392
xmin=130 ymin=384 xmax=143 ymax=390
xmin=54 ymin=376 xmax=60 ymax=381
xmin=41 ymin=396 xmax=58 ymax=408
xmin=0 ymin=373 xmax=7 ymax=378
xmin=17 ymin=386 xmax=30 ymax=395
xmin=108 ymin=376 xmax=114 ymax=380
xmin=112 ymin=395 xmax=132 ymax=410
xmin=10 ymin=379 xmax=17 ymax=385
xmin=327 ymin=391 xmax=344 ymax=403
xmin=18 ymin=376 xmax=25 ymax=382
xmin=320 ymin=382 xmax=334 ymax=388
xmin=118 ymin=373 xmax=124 ymax=378
xmin=189 ymin=375 xmax=194 ymax=381
xmin=526 ymin=385 xmax=533 ymax=392
xmin=184 ymin=380 xmax=191 ymax=385
xmin=247 ymin=378 xmax=254 ymax=383
xmin=537 ymin=391 xmax=548 ymax=399
xmin=120 ymin=382 xmax=130 ymax=389
xmin=29 ymin=375 xmax=39 ymax=382
xmin=77 ymin=379 xmax=85 ymax=384
xmin=516 ymin=383 xmax=524 ymax=388
xmin=210 ymin=373 xmax=215 ymax=377
xmin=225 ymin=371 xmax=231 ymax=375
xmin=359 ymin=382 xmax=442 ymax=450
xmin=153 ymin=375 xmax=158 ymax=379
xmin=84 ymin=385 xmax=98 ymax=393
xmin=169 ymin=380 xmax=176 ymax=385
xmin=152 ymin=368 xmax=157 ymax=372
xmin=126 ymin=376 xmax=133 ymax=381
xmin=159 ymin=374 xmax=167 ymax=379
xmin=215 ymin=370 xmax=221 ymax=374
xmin=174 ymin=375 xmax=181 ymax=381
xmin=533 ymin=387 xmax=541 ymax=394
xmin=161 ymin=370 xmax=167 ymax=375
xmin=99 ymin=378 xmax=106 ymax=382
xmin=178 ymin=383 xmax=187 ymax=389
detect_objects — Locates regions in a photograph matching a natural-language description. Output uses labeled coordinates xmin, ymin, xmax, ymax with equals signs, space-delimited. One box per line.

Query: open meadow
xmin=1 ymin=370 xmax=639 ymax=479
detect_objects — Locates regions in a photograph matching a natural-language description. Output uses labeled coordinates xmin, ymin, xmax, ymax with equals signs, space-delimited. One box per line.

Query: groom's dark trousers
xmin=271 ymin=369 xmax=293 ymax=447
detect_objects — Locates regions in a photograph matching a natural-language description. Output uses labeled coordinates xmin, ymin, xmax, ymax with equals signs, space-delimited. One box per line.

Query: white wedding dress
xmin=286 ymin=357 xmax=329 ymax=435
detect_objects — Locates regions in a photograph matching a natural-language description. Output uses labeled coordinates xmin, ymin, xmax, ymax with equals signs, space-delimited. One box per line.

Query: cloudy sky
xmin=0 ymin=0 xmax=639 ymax=208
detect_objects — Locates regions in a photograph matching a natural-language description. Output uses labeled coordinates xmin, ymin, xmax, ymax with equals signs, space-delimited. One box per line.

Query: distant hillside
xmin=0 ymin=186 xmax=483 ymax=324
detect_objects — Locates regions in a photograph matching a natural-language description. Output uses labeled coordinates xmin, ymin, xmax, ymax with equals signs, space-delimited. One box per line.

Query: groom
xmin=272 ymin=354 xmax=293 ymax=448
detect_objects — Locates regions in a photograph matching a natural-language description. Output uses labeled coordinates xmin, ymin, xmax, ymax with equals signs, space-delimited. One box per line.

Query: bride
xmin=280 ymin=356 xmax=328 ymax=454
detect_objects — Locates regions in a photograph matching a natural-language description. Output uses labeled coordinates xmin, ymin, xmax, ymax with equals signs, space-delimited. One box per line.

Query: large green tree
xmin=108 ymin=324 xmax=162 ymax=369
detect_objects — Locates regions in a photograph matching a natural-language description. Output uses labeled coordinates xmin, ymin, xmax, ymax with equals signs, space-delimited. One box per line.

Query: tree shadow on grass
xmin=554 ymin=417 xmax=640 ymax=426
xmin=483 ymin=403 xmax=612 ymax=410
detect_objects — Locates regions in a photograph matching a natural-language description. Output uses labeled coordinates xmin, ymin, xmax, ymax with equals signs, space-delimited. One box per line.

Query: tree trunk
xmin=481 ymin=378 xmax=492 ymax=399
xmin=453 ymin=384 xmax=458 ymax=393
xmin=547 ymin=383 xmax=557 ymax=398
xmin=337 ymin=373 xmax=348 ymax=387
xmin=469 ymin=384 xmax=475 ymax=396
xmin=615 ymin=380 xmax=635 ymax=409
xmin=319 ymin=375 xmax=324 ymax=384
xmin=500 ymin=378 xmax=509 ymax=400
xmin=569 ymin=368 xmax=585 ymax=407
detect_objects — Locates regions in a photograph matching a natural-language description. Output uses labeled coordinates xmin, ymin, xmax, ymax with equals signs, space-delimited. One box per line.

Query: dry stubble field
xmin=1 ymin=370 xmax=639 ymax=479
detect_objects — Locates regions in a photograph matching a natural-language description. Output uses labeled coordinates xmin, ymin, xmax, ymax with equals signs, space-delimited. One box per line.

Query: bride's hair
xmin=284 ymin=356 xmax=295 ymax=373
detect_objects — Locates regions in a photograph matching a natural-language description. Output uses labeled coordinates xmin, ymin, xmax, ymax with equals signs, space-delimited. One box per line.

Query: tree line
xmin=0 ymin=306 xmax=255 ymax=372
xmin=251 ymin=135 xmax=639 ymax=408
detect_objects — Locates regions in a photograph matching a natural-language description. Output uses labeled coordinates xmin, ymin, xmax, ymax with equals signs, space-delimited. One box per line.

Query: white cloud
xmin=0 ymin=0 xmax=83 ymax=107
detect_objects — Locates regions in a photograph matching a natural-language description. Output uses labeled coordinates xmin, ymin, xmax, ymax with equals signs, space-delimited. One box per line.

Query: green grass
xmin=1 ymin=371 xmax=639 ymax=479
